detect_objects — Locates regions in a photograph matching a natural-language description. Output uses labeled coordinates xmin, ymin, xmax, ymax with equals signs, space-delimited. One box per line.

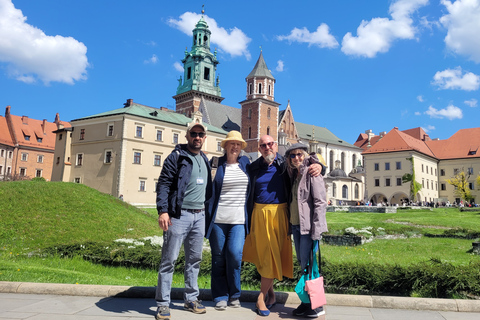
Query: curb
xmin=1 ymin=281 xmax=479 ymax=313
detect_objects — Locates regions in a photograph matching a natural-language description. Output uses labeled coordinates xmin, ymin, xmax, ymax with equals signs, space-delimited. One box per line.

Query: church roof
xmin=426 ymin=127 xmax=480 ymax=160
xmin=198 ymin=98 xmax=241 ymax=132
xmin=247 ymin=51 xmax=274 ymax=80
xmin=295 ymin=122 xmax=359 ymax=148
xmin=73 ymin=101 xmax=228 ymax=135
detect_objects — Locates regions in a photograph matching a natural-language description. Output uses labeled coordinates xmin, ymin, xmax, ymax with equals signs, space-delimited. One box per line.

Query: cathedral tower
xmin=240 ymin=51 xmax=280 ymax=155
xmin=173 ymin=8 xmax=224 ymax=117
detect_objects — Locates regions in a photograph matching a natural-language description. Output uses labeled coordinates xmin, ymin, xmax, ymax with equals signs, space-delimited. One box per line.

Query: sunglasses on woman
xmin=289 ymin=153 xmax=304 ymax=159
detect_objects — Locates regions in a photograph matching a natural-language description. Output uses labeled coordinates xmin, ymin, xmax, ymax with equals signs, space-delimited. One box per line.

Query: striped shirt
xmin=214 ymin=163 xmax=248 ymax=224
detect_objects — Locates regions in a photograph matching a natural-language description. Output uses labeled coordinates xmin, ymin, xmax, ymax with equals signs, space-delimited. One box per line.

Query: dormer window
xmin=24 ymin=135 xmax=30 ymax=141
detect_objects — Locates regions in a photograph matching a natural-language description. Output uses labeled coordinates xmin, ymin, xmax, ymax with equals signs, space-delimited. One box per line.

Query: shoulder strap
xmin=210 ymin=156 xmax=219 ymax=181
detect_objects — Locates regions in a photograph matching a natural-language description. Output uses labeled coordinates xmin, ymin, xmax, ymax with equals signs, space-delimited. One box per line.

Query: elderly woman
xmin=285 ymin=143 xmax=328 ymax=318
xmin=205 ymin=130 xmax=250 ymax=311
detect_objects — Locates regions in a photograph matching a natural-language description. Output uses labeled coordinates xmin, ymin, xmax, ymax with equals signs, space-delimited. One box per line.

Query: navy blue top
xmin=254 ymin=157 xmax=287 ymax=204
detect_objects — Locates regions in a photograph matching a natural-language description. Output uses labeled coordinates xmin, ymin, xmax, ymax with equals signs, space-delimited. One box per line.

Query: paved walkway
xmin=1 ymin=282 xmax=480 ymax=320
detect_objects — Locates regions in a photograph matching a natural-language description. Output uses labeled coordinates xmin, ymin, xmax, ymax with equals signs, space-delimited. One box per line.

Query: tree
xmin=446 ymin=171 xmax=473 ymax=203
xmin=402 ymin=157 xmax=422 ymax=201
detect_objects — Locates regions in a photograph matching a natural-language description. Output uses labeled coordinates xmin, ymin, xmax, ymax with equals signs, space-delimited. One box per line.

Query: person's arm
xmin=156 ymin=151 xmax=179 ymax=230
xmin=307 ymin=153 xmax=326 ymax=177
xmin=309 ymin=174 xmax=328 ymax=240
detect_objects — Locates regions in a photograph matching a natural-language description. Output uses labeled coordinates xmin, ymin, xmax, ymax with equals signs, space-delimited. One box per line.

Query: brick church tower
xmin=173 ymin=8 xmax=224 ymax=117
xmin=240 ymin=51 xmax=280 ymax=156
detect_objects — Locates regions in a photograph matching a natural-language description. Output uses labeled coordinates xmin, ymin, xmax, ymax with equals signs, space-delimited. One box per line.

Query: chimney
xmin=54 ymin=113 xmax=60 ymax=125
xmin=42 ymin=119 xmax=47 ymax=134
xmin=379 ymin=131 xmax=387 ymax=137
xmin=124 ymin=99 xmax=133 ymax=107
xmin=5 ymin=105 xmax=11 ymax=116
xmin=394 ymin=127 xmax=399 ymax=130
xmin=365 ymin=129 xmax=375 ymax=141
xmin=22 ymin=116 xmax=28 ymax=124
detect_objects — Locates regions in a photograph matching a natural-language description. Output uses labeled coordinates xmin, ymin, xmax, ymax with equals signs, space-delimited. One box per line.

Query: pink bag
xmin=305 ymin=276 xmax=326 ymax=309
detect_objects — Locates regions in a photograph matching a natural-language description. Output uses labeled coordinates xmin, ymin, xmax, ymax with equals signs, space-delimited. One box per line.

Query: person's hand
xmin=307 ymin=163 xmax=322 ymax=177
xmin=158 ymin=212 xmax=172 ymax=231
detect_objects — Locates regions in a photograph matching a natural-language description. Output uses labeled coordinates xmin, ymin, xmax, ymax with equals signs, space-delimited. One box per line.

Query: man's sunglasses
xmin=289 ymin=153 xmax=304 ymax=159
xmin=259 ymin=141 xmax=275 ymax=149
xmin=189 ymin=132 xmax=205 ymax=138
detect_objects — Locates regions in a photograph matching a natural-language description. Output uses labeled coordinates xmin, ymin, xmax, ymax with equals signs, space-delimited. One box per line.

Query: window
xmin=139 ymin=180 xmax=146 ymax=192
xmin=341 ymin=152 xmax=345 ymax=171
xmin=248 ymin=127 xmax=251 ymax=139
xmin=8 ymin=151 xmax=13 ymax=158
xmin=430 ymin=167 xmax=433 ymax=175
xmin=267 ymin=108 xmax=271 ymax=119
xmin=0 ymin=149 xmax=4 ymax=157
xmin=375 ymin=179 xmax=380 ymax=187
xmin=441 ymin=183 xmax=446 ymax=191
xmin=56 ymin=157 xmax=60 ymax=165
xmin=258 ymin=83 xmax=262 ymax=94
xmin=204 ymin=67 xmax=210 ymax=80
xmin=136 ymin=126 xmax=143 ymax=138
xmin=332 ymin=183 xmax=336 ymax=197
xmin=453 ymin=168 xmax=460 ymax=175
xmin=426 ymin=165 xmax=428 ymax=174
xmin=105 ymin=150 xmax=112 ymax=164
xmin=267 ymin=126 xmax=270 ymax=136
xmin=19 ymin=168 xmax=26 ymax=177
xmin=134 ymin=152 xmax=141 ymax=164
xmin=249 ymin=84 xmax=253 ymax=95
xmin=342 ymin=185 xmax=348 ymax=199
xmin=37 ymin=136 xmax=43 ymax=143
xmin=21 ymin=153 xmax=28 ymax=161
xmin=426 ymin=179 xmax=429 ymax=189
xmin=421 ymin=164 xmax=424 ymax=172
xmin=422 ymin=179 xmax=425 ymax=187
xmin=385 ymin=178 xmax=391 ymax=187
xmin=59 ymin=133 xmax=63 ymax=140
xmin=469 ymin=182 xmax=474 ymax=190
xmin=156 ymin=130 xmax=163 ymax=141
xmin=396 ymin=161 xmax=401 ymax=170
xmin=374 ymin=163 xmax=379 ymax=171
xmin=352 ymin=154 xmax=357 ymax=169
xmin=468 ymin=167 xmax=474 ymax=175
xmin=354 ymin=184 xmax=359 ymax=199
xmin=107 ymin=124 xmax=114 ymax=136
xmin=74 ymin=177 xmax=81 ymax=183
xmin=7 ymin=167 xmax=11 ymax=175
xmin=154 ymin=154 xmax=161 ymax=166
xmin=385 ymin=162 xmax=390 ymax=170
xmin=217 ymin=142 xmax=221 ymax=152
xmin=397 ymin=178 xmax=402 ymax=186
xmin=268 ymin=85 xmax=271 ymax=95
xmin=329 ymin=151 xmax=334 ymax=172
xmin=0 ymin=165 xmax=2 ymax=174
xmin=76 ymin=153 xmax=83 ymax=166
xmin=440 ymin=169 xmax=445 ymax=176
xmin=80 ymin=129 xmax=85 ymax=140
xmin=37 ymin=155 xmax=43 ymax=163
xmin=35 ymin=169 xmax=42 ymax=178
xmin=24 ymin=135 xmax=30 ymax=141
xmin=173 ymin=133 xmax=179 ymax=144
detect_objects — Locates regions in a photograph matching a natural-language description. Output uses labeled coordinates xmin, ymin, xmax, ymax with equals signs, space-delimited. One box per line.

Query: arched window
xmin=341 ymin=152 xmax=345 ymax=171
xmin=267 ymin=126 xmax=270 ymax=135
xmin=268 ymin=85 xmax=271 ymax=95
xmin=352 ymin=154 xmax=357 ymax=169
xmin=332 ymin=183 xmax=337 ymax=197
xmin=342 ymin=185 xmax=348 ymax=199
xmin=329 ymin=150 xmax=334 ymax=172
xmin=248 ymin=127 xmax=251 ymax=139
xmin=354 ymin=184 xmax=359 ymax=199
xmin=267 ymin=108 xmax=271 ymax=119
xmin=258 ymin=83 xmax=262 ymax=94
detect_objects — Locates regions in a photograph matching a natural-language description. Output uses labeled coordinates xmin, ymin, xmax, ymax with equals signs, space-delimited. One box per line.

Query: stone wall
xmin=326 ymin=206 xmax=397 ymax=213
xmin=322 ymin=234 xmax=366 ymax=246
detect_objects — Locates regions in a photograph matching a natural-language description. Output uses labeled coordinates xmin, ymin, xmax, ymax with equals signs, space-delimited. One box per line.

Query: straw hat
xmin=221 ymin=130 xmax=247 ymax=149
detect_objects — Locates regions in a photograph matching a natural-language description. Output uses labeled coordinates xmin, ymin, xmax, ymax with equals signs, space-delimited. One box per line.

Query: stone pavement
xmin=1 ymin=282 xmax=480 ymax=320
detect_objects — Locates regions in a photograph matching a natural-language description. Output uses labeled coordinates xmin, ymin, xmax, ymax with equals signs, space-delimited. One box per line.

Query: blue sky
xmin=0 ymin=0 xmax=479 ymax=144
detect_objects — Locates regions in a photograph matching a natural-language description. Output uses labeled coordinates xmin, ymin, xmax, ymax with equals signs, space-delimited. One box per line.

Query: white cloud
xmin=144 ymin=54 xmax=158 ymax=64
xmin=417 ymin=95 xmax=424 ymax=102
xmin=276 ymin=24 xmax=339 ymax=49
xmin=276 ymin=60 xmax=284 ymax=72
xmin=173 ymin=61 xmax=184 ymax=72
xmin=432 ymin=67 xmax=480 ymax=91
xmin=440 ymin=0 xmax=480 ymax=63
xmin=0 ymin=0 xmax=88 ymax=84
xmin=168 ymin=12 xmax=251 ymax=60
xmin=422 ymin=125 xmax=436 ymax=132
xmin=341 ymin=0 xmax=429 ymax=58
xmin=464 ymin=98 xmax=478 ymax=107
xmin=414 ymin=111 xmax=422 ymax=115
xmin=425 ymin=104 xmax=463 ymax=119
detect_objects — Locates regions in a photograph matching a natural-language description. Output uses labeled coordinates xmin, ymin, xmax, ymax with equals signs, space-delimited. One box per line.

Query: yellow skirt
xmin=242 ymin=203 xmax=293 ymax=280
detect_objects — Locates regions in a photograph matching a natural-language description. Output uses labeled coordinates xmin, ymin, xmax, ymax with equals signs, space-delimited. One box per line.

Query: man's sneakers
xmin=155 ymin=306 xmax=171 ymax=320
xmin=228 ymin=298 xmax=241 ymax=308
xmin=184 ymin=300 xmax=207 ymax=314
xmin=214 ymin=300 xmax=227 ymax=311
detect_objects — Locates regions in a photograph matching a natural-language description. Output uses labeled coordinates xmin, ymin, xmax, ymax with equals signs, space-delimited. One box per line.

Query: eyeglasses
xmin=259 ymin=141 xmax=275 ymax=149
xmin=289 ymin=153 xmax=304 ymax=159
xmin=189 ymin=132 xmax=205 ymax=138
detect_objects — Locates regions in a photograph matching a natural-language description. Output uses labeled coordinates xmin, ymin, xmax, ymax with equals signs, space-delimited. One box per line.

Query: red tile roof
xmin=427 ymin=127 xmax=480 ymax=160
xmin=0 ymin=116 xmax=14 ymax=147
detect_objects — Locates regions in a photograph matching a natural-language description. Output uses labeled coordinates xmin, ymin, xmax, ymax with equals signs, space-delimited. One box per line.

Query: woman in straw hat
xmin=206 ymin=130 xmax=251 ymax=311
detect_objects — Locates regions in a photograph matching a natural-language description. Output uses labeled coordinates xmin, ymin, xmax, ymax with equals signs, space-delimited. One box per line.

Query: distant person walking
xmin=154 ymin=122 xmax=212 ymax=320
xmin=206 ymin=131 xmax=250 ymax=310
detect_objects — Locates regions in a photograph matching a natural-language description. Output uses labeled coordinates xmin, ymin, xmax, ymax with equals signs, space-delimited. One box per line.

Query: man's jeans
xmin=291 ymin=224 xmax=313 ymax=271
xmin=155 ymin=210 xmax=205 ymax=306
xmin=209 ymin=223 xmax=245 ymax=302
